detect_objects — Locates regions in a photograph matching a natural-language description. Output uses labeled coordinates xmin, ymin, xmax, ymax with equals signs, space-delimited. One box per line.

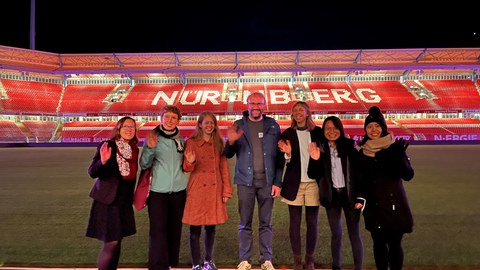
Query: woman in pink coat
xmin=183 ymin=111 xmax=232 ymax=270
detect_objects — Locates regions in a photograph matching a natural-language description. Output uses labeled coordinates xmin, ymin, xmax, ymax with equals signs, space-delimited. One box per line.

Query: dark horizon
xmin=1 ymin=0 xmax=479 ymax=54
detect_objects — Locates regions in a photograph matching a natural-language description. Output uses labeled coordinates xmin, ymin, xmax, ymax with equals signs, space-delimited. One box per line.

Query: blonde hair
xmin=189 ymin=111 xmax=225 ymax=153
xmin=290 ymin=101 xmax=316 ymax=131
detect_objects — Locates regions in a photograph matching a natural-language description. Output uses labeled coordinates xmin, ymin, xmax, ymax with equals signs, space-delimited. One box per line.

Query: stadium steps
xmin=100 ymin=84 xmax=132 ymax=113
xmin=475 ymin=80 xmax=480 ymax=95
xmin=51 ymin=121 xmax=64 ymax=142
xmin=100 ymin=101 xmax=114 ymax=113
xmin=14 ymin=122 xmax=34 ymax=142
xmin=392 ymin=120 xmax=416 ymax=137
xmin=55 ymin=85 xmax=66 ymax=114
xmin=0 ymin=80 xmax=7 ymax=111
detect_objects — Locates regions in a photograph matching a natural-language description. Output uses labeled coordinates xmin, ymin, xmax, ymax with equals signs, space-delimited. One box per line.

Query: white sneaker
xmin=261 ymin=260 xmax=275 ymax=270
xmin=237 ymin=261 xmax=252 ymax=270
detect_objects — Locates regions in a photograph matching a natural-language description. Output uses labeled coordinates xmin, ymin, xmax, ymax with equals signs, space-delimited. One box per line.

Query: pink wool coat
xmin=182 ymin=138 xmax=232 ymax=225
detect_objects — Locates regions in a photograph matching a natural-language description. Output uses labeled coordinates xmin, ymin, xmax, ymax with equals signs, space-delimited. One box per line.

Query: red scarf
xmin=116 ymin=139 xmax=139 ymax=180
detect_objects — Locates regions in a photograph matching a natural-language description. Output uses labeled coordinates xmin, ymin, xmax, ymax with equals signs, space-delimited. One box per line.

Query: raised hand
xmin=391 ymin=138 xmax=409 ymax=154
xmin=398 ymin=138 xmax=409 ymax=151
xmin=146 ymin=131 xmax=158 ymax=148
xmin=184 ymin=149 xmax=196 ymax=164
xmin=309 ymin=142 xmax=321 ymax=160
xmin=226 ymin=123 xmax=244 ymax=144
xmin=100 ymin=141 xmax=112 ymax=165
xmin=278 ymin=139 xmax=292 ymax=157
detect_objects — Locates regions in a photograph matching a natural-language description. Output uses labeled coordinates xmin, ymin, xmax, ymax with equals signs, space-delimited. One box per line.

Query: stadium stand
xmin=22 ymin=120 xmax=56 ymax=142
xmin=177 ymin=83 xmax=229 ymax=115
xmin=0 ymin=79 xmax=62 ymax=115
xmin=1 ymin=78 xmax=480 ymax=143
xmin=306 ymin=81 xmax=365 ymax=113
xmin=232 ymin=83 xmax=265 ymax=113
xmin=419 ymin=80 xmax=480 ymax=110
xmin=0 ymin=120 xmax=28 ymax=142
xmin=264 ymin=83 xmax=298 ymax=114
xmin=1 ymin=46 xmax=479 ymax=143
xmin=396 ymin=118 xmax=480 ymax=141
xmin=60 ymin=84 xmax=119 ymax=114
xmin=108 ymin=83 xmax=184 ymax=114
xmin=60 ymin=121 xmax=117 ymax=143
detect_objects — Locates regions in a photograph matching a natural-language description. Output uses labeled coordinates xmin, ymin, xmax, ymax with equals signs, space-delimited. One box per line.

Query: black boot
xmin=293 ymin=255 xmax=303 ymax=270
xmin=305 ymin=254 xmax=315 ymax=270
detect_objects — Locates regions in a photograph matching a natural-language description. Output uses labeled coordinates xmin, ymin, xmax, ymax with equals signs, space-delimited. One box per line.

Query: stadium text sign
xmin=151 ymin=89 xmax=381 ymax=106
xmin=433 ymin=134 xmax=478 ymax=141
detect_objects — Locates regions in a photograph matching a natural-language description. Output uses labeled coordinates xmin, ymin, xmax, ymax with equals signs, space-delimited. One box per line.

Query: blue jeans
xmin=237 ymin=184 xmax=274 ymax=263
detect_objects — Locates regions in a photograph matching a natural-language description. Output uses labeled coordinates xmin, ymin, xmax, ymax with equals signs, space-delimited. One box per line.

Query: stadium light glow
xmin=227 ymin=88 xmax=237 ymax=102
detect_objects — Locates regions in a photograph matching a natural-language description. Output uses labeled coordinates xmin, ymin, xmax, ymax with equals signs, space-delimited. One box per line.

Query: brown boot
xmin=293 ymin=255 xmax=303 ymax=270
xmin=305 ymin=254 xmax=315 ymax=270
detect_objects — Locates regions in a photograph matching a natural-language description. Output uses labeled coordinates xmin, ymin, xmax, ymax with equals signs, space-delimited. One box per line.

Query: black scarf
xmin=154 ymin=125 xmax=184 ymax=153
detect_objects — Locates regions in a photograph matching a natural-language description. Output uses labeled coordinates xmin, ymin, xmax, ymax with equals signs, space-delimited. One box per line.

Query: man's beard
xmin=250 ymin=111 xmax=262 ymax=120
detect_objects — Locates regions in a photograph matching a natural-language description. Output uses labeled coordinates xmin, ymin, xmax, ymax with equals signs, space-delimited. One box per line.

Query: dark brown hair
xmin=160 ymin=105 xmax=182 ymax=119
xmin=110 ymin=116 xmax=139 ymax=144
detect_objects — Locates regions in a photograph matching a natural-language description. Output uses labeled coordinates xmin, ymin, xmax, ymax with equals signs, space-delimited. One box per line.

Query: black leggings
xmin=370 ymin=230 xmax=405 ymax=270
xmin=190 ymin=225 xmax=216 ymax=266
xmin=288 ymin=205 xmax=319 ymax=256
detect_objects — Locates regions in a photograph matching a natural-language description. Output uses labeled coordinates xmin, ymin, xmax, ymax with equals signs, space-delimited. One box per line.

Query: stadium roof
xmin=0 ymin=45 xmax=479 ymax=79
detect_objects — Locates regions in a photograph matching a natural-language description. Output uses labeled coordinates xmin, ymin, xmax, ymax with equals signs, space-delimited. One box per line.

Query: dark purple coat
xmin=358 ymin=140 xmax=414 ymax=233
xmin=88 ymin=140 xmax=135 ymax=205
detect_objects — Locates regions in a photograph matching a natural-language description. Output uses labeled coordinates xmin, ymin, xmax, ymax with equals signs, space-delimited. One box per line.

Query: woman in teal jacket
xmin=139 ymin=105 xmax=187 ymax=270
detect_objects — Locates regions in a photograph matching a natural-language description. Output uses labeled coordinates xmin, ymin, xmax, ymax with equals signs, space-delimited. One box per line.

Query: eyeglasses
xmin=121 ymin=125 xmax=136 ymax=130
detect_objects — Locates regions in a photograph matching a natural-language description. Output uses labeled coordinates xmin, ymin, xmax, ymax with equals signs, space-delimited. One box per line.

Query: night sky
xmin=1 ymin=0 xmax=479 ymax=54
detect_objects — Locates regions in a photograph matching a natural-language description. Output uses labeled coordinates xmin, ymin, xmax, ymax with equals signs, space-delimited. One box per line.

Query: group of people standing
xmin=85 ymin=92 xmax=415 ymax=270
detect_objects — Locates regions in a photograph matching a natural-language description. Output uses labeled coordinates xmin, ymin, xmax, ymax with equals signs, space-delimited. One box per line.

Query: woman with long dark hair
xmin=308 ymin=116 xmax=363 ymax=270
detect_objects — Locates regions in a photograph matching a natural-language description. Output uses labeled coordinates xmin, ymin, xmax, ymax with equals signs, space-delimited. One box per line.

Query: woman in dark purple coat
xmin=86 ymin=116 xmax=139 ymax=270
xmin=356 ymin=106 xmax=414 ymax=270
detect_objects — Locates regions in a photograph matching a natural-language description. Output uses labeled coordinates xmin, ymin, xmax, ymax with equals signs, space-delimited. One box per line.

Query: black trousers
xmin=147 ymin=190 xmax=187 ymax=270
xmin=326 ymin=188 xmax=363 ymax=270
xmin=370 ymin=229 xmax=405 ymax=270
